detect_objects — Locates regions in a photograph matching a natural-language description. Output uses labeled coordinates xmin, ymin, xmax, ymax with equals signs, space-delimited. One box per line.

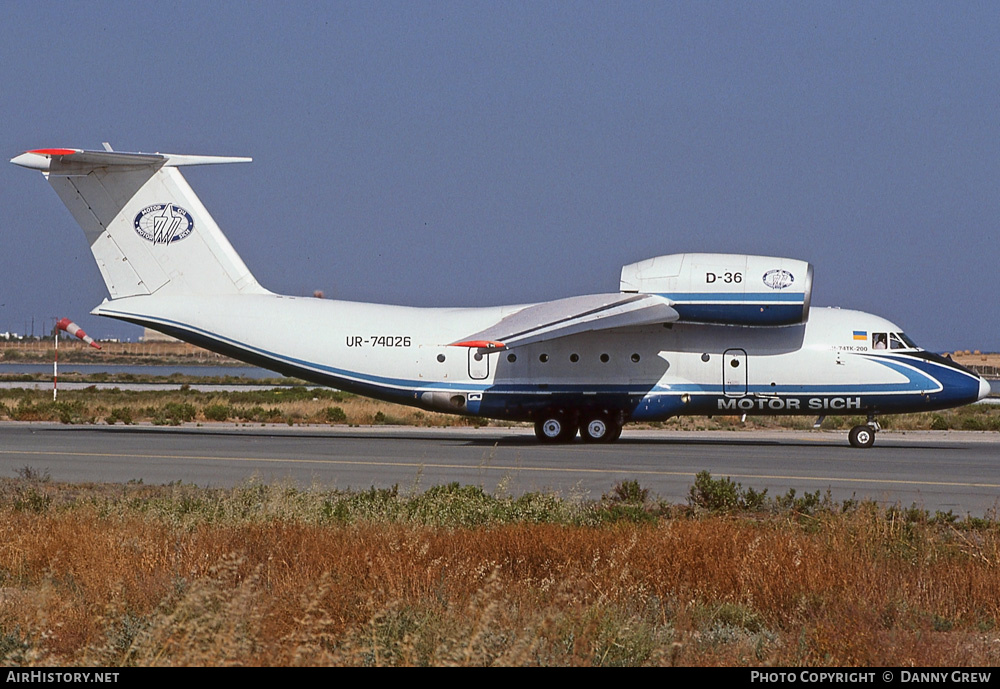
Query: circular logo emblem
xmin=133 ymin=204 xmax=194 ymax=244
xmin=762 ymin=269 xmax=794 ymax=290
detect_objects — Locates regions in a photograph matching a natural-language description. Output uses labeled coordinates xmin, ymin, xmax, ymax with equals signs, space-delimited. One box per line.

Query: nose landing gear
xmin=848 ymin=416 xmax=880 ymax=449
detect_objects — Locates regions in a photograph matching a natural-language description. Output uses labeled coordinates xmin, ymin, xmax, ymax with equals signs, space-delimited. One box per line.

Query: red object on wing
xmin=28 ymin=148 xmax=77 ymax=156
xmin=451 ymin=340 xmax=506 ymax=349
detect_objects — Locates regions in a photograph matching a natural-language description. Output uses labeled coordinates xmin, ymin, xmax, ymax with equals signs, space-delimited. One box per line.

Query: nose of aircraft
xmin=979 ymin=376 xmax=993 ymax=401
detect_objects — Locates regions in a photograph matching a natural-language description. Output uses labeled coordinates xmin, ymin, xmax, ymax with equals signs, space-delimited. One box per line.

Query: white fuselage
xmin=94 ymin=294 xmax=987 ymax=422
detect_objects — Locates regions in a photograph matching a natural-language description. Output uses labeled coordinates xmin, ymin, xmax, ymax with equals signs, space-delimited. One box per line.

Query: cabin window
xmin=600 ymin=353 xmax=610 ymax=363
xmin=872 ymin=333 xmax=888 ymax=350
xmin=889 ymin=333 xmax=907 ymax=350
xmin=569 ymin=353 xmax=579 ymax=363
xmin=507 ymin=353 xmax=516 ymax=363
xmin=701 ymin=353 xmax=710 ymax=362
xmin=539 ymin=353 xmax=549 ymax=363
xmin=631 ymin=353 xmax=640 ymax=363
xmin=437 ymin=354 xmax=446 ymax=363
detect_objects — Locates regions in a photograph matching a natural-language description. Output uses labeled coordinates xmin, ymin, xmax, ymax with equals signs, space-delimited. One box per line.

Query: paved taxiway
xmin=1 ymin=423 xmax=998 ymax=516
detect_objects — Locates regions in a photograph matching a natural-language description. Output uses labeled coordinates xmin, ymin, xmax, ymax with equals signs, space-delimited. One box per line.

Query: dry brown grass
xmin=0 ymin=387 xmax=482 ymax=429
xmin=0 ymin=479 xmax=998 ymax=666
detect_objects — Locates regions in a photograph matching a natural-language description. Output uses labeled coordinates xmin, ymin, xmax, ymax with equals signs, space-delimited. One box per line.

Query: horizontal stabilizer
xmin=11 ymin=148 xmax=251 ymax=173
xmin=452 ymin=293 xmax=678 ymax=349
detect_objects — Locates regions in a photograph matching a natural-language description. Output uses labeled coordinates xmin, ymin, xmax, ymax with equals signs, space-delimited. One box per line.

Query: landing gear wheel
xmin=848 ymin=424 xmax=876 ymax=449
xmin=580 ymin=414 xmax=622 ymax=443
xmin=534 ymin=415 xmax=578 ymax=443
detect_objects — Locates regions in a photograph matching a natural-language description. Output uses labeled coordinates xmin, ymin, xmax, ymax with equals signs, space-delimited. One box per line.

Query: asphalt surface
xmin=2 ymin=423 xmax=998 ymax=515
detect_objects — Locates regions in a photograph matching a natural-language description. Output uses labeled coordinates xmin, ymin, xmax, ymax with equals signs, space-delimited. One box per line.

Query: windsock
xmin=56 ymin=318 xmax=101 ymax=349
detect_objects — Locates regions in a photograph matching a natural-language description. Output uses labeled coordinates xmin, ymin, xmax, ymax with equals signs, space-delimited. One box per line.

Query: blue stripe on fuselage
xmin=861 ymin=352 xmax=983 ymax=408
xmin=105 ymin=311 xmax=982 ymax=421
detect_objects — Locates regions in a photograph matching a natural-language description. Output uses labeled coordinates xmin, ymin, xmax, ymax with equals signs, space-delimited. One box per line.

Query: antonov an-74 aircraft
xmin=12 ymin=147 xmax=991 ymax=448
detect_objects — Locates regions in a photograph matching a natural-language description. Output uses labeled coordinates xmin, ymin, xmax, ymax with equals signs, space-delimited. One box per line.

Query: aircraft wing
xmin=451 ymin=293 xmax=678 ymax=350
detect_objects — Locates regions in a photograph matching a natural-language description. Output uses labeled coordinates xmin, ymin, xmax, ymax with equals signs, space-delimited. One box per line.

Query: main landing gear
xmin=580 ymin=413 xmax=623 ymax=443
xmin=534 ymin=415 xmax=578 ymax=443
xmin=848 ymin=416 xmax=880 ymax=449
xmin=534 ymin=411 xmax=623 ymax=444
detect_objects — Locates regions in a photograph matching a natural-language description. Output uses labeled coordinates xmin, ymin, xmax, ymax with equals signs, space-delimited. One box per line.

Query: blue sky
xmin=3 ymin=1 xmax=998 ymax=351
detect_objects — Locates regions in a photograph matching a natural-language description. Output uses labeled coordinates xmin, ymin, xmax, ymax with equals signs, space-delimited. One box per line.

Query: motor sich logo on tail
xmin=133 ymin=204 xmax=194 ymax=244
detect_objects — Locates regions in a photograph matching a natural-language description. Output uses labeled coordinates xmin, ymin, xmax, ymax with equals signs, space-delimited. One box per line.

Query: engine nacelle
xmin=620 ymin=253 xmax=812 ymax=326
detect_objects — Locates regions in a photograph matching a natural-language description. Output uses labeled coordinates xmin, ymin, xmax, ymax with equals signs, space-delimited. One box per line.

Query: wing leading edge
xmin=451 ymin=293 xmax=678 ymax=350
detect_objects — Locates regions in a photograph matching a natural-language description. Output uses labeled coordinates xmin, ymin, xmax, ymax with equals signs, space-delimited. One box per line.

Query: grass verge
xmin=0 ymin=472 xmax=997 ymax=666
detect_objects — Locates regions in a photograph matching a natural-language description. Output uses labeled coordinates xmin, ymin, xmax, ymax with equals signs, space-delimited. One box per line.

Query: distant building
xmin=141 ymin=328 xmax=178 ymax=343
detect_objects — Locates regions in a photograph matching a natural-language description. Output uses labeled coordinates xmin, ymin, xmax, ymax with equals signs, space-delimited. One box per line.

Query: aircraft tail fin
xmin=11 ymin=147 xmax=269 ymax=300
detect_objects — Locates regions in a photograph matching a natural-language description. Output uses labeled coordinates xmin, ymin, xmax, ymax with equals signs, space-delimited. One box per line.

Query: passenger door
xmin=723 ymin=348 xmax=747 ymax=397
xmin=468 ymin=348 xmax=490 ymax=380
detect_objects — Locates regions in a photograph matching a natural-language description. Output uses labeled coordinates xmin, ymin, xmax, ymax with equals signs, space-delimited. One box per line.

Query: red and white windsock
xmin=56 ymin=318 xmax=101 ymax=349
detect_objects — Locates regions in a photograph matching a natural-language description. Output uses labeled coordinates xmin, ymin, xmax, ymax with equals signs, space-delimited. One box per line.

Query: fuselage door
xmin=468 ymin=348 xmax=490 ymax=380
xmin=723 ymin=348 xmax=748 ymax=397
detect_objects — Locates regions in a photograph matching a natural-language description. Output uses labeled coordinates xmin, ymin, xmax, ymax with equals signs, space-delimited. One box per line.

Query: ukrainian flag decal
xmin=853 ymin=330 xmax=867 ymax=341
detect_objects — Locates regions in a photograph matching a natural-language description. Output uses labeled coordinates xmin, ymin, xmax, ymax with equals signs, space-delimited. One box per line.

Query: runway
xmin=1 ymin=423 xmax=998 ymax=516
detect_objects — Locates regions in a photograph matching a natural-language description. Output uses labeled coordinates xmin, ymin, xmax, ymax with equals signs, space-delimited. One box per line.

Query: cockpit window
xmin=872 ymin=332 xmax=917 ymax=351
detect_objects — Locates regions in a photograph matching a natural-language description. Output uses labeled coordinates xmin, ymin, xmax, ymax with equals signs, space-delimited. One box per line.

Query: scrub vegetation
xmin=0 ymin=385 xmax=998 ymax=431
xmin=0 ymin=472 xmax=998 ymax=666
xmin=0 ymin=386 xmax=466 ymax=428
